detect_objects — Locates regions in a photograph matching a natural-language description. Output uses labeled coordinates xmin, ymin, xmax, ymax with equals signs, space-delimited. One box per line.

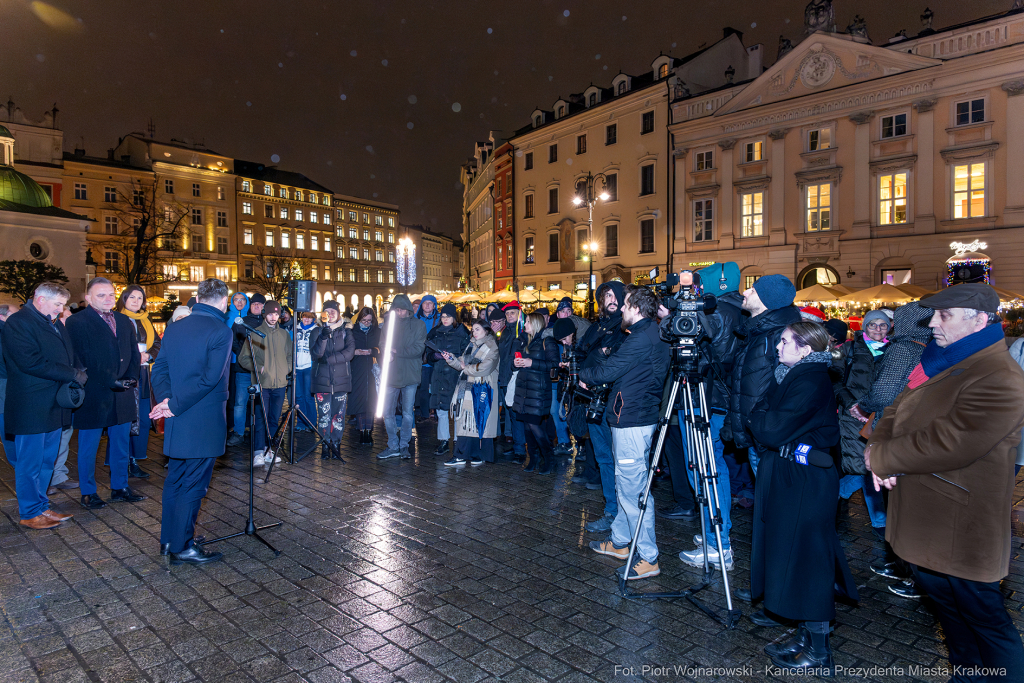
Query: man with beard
xmin=577 ymin=281 xmax=627 ymax=533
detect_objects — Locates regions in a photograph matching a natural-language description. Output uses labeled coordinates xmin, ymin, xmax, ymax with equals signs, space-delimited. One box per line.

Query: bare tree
xmin=237 ymin=246 xmax=311 ymax=301
xmin=0 ymin=261 xmax=69 ymax=304
xmin=104 ymin=177 xmax=191 ymax=286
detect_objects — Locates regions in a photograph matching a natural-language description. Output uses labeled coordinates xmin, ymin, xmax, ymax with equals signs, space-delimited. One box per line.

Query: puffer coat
xmin=309 ymin=324 xmax=356 ymax=394
xmin=511 ymin=333 xmax=559 ymax=417
xmin=427 ymin=323 xmax=470 ymax=409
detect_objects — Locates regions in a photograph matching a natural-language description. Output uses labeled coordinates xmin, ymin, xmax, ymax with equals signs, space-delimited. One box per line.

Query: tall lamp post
xmin=572 ymin=172 xmax=609 ymax=319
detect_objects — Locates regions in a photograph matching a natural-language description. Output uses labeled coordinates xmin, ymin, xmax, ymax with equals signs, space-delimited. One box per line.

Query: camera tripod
xmin=618 ymin=341 xmax=741 ymax=629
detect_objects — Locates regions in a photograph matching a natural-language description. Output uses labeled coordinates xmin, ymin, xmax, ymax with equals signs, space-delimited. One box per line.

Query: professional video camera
xmin=558 ymin=343 xmax=611 ymax=424
xmin=649 ymin=267 xmax=718 ymax=339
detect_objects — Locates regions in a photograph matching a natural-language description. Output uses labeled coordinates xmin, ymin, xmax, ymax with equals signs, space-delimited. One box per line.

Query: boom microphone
xmin=234 ymin=317 xmax=266 ymax=338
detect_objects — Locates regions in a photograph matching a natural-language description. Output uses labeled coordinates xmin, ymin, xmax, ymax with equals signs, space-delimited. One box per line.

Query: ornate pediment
xmin=717 ymin=33 xmax=940 ymax=117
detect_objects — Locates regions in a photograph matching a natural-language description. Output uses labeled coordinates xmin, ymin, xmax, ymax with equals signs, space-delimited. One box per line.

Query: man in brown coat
xmin=867 ymin=283 xmax=1024 ymax=679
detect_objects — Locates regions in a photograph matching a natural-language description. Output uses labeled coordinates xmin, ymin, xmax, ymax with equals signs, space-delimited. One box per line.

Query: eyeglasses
xmin=865 ymin=322 xmax=889 ymax=330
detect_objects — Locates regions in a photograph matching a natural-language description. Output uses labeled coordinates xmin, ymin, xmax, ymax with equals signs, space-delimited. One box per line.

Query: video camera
xmin=649 ymin=267 xmax=717 ymax=339
xmin=559 ymin=342 xmax=612 ymax=424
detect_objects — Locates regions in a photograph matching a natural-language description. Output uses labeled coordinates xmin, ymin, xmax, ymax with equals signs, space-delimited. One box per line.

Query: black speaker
xmin=288 ymin=280 xmax=317 ymax=311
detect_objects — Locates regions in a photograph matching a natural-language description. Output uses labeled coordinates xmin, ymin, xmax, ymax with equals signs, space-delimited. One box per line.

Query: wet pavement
xmin=0 ymin=418 xmax=1022 ymax=682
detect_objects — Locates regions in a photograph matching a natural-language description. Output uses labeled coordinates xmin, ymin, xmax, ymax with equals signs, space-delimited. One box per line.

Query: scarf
xmin=359 ymin=323 xmax=370 ymax=332
xmin=920 ymin=322 xmax=1004 ymax=377
xmin=123 ymin=308 xmax=155 ymax=350
xmin=774 ymin=350 xmax=833 ymax=384
xmin=863 ymin=333 xmax=888 ymax=357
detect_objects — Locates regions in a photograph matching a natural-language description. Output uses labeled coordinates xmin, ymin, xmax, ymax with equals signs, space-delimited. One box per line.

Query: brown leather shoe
xmin=42 ymin=510 xmax=73 ymax=522
xmin=19 ymin=515 xmax=59 ymax=530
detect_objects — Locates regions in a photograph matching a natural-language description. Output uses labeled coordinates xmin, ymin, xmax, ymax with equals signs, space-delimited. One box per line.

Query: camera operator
xmin=582 ymin=284 xmax=671 ymax=580
xmin=666 ymin=263 xmax=744 ymax=571
xmin=576 ymin=281 xmax=627 ymax=533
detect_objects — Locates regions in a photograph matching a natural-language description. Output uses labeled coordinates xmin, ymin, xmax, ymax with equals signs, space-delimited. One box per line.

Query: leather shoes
xmin=169 ymin=544 xmax=224 ymax=565
xmin=764 ymin=627 xmax=809 ymax=658
xmin=81 ymin=493 xmax=107 ymax=509
xmin=160 ymin=543 xmax=170 ymax=556
xmin=660 ymin=504 xmax=697 ymax=521
xmin=749 ymin=609 xmax=783 ymax=627
xmin=42 ymin=509 xmax=73 ymax=522
xmin=734 ymin=587 xmax=753 ymax=603
xmin=110 ymin=487 xmax=146 ymax=503
xmin=128 ymin=459 xmax=150 ymax=479
xmin=20 ymin=514 xmax=60 ymax=529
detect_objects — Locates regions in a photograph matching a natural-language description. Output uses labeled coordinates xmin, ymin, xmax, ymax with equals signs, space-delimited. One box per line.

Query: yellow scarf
xmin=123 ymin=308 xmax=156 ymax=350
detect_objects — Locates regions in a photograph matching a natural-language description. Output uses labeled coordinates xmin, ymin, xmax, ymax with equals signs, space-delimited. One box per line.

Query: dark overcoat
xmin=2 ymin=302 xmax=79 ymax=435
xmin=746 ymin=359 xmax=857 ymax=622
xmin=427 ymin=323 xmax=470 ymax=410
xmin=151 ymin=303 xmax=233 ymax=459
xmin=348 ymin=324 xmax=380 ymax=417
xmin=66 ymin=307 xmax=141 ymax=429
xmin=511 ymin=334 xmax=559 ymax=418
xmin=309 ymin=324 xmax=356 ymax=394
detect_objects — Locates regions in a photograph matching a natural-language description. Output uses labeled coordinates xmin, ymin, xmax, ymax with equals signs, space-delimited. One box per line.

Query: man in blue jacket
xmin=151 ymin=278 xmax=233 ymax=565
xmin=581 ymin=284 xmax=670 ymax=580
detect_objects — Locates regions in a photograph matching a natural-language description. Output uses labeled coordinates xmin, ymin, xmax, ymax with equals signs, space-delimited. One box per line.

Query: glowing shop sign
xmin=949 ymin=240 xmax=988 ymax=257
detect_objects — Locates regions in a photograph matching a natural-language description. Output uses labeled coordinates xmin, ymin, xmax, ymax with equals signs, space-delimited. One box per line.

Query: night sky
xmin=1 ymin=0 xmax=1007 ymax=237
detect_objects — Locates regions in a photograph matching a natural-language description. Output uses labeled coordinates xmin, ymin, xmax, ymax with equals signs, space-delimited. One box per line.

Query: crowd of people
xmin=2 ymin=271 xmax=1023 ymax=677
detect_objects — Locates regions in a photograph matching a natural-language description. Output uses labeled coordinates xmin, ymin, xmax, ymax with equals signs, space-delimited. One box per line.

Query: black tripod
xmin=270 ymin=309 xmax=330 ymax=470
xmin=618 ymin=340 xmax=741 ymax=629
xmin=205 ymin=330 xmax=282 ymax=556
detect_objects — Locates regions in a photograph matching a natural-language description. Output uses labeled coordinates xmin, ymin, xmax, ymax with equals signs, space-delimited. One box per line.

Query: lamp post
xmin=572 ymin=172 xmax=610 ymax=320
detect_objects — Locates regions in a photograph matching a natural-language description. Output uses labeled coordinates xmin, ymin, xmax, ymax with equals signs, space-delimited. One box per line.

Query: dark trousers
xmin=253 ymin=387 xmax=286 ymax=452
xmin=161 ymin=457 xmax=217 ymax=554
xmin=78 ymin=422 xmax=131 ymax=496
xmin=581 ymin=437 xmax=599 ymax=483
xmin=663 ymin=421 xmax=695 ymax=512
xmin=522 ymin=418 xmax=553 ymax=463
xmin=130 ymin=397 xmax=151 ymax=461
xmin=912 ymin=565 xmax=1024 ymax=683
xmin=415 ymin=365 xmax=433 ymax=417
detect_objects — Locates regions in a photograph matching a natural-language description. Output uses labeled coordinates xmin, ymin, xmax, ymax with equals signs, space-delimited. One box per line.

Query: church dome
xmin=0 ymin=167 xmax=53 ymax=208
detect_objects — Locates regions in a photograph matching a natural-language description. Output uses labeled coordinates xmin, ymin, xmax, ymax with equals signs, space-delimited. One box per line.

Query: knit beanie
xmin=752 ymin=274 xmax=796 ymax=310
xmin=556 ymin=297 xmax=573 ymax=313
xmin=250 ymin=293 xmax=267 ymax=305
xmin=552 ymin=318 xmax=576 ymax=340
xmin=823 ymin=318 xmax=849 ymax=342
xmin=862 ymin=310 xmax=891 ymax=330
xmin=391 ymin=294 xmax=413 ymax=312
xmin=440 ymin=303 xmax=457 ymax=319
xmin=323 ymin=300 xmax=341 ymax=313
xmin=263 ymin=301 xmax=281 ymax=316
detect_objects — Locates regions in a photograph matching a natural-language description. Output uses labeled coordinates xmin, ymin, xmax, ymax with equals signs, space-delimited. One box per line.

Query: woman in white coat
xmin=441 ymin=320 xmax=499 ymax=466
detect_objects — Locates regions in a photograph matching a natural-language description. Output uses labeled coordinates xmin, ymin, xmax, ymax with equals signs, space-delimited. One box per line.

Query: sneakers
xmin=589 ymin=539 xmax=629 ymax=559
xmin=616 ymin=558 xmax=661 ymax=581
xmin=434 ymin=442 xmax=450 ymax=456
xmin=679 ymin=545 xmax=734 ymax=571
xmin=660 ymin=504 xmax=697 ymax=521
xmin=584 ymin=514 xmax=614 ymax=533
xmin=400 ymin=448 xmax=411 ymax=460
xmin=553 ymin=442 xmax=573 ymax=456
xmin=226 ymin=432 xmax=243 ymax=447
xmin=444 ymin=455 xmax=467 ymax=466
xmin=469 ymin=456 xmax=484 ymax=466
xmin=252 ymin=450 xmax=265 ymax=466
xmin=376 ymin=448 xmax=400 ymax=460
xmin=870 ymin=561 xmax=911 ymax=580
xmin=888 ymin=578 xmax=923 ymax=599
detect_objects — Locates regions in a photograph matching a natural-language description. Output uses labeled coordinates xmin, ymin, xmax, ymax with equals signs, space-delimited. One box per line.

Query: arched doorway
xmin=350 ymin=294 xmax=359 ymax=311
xmin=798 ymin=264 xmax=840 ymax=289
xmin=363 ymin=294 xmax=373 ymax=309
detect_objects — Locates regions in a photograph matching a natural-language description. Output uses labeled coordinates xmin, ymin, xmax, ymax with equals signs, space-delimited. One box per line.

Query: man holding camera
xmin=582 ymin=285 xmax=671 ymax=580
xmin=67 ymin=277 xmax=144 ymax=510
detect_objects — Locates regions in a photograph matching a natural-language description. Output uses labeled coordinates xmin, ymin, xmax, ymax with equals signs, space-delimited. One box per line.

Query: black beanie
xmin=440 ymin=303 xmax=457 ymax=319
xmin=250 ymin=293 xmax=267 ymax=305
xmin=552 ymin=318 xmax=576 ymax=340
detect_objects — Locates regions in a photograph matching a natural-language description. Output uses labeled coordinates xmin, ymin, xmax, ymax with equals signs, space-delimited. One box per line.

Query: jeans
xmin=912 ymin=565 xmax=1024 ymax=682
xmin=609 ymin=424 xmax=659 ymax=564
xmin=416 ymin=366 xmax=433 ymax=418
xmin=295 ymin=367 xmax=317 ymax=428
xmin=550 ymin=388 xmax=569 ymax=444
xmin=13 ymin=429 xmax=61 ymax=520
xmin=588 ymin=421 xmax=617 ymax=518
xmin=839 ymin=473 xmax=887 ymax=528
xmin=78 ymin=422 xmax=132 ymax=495
xmin=679 ymin=409 xmax=731 ymax=549
xmin=130 ymin=397 xmax=151 ymax=461
xmin=253 ymin=387 xmax=286 ymax=452
xmin=384 ymin=384 xmax=417 ymax=451
xmin=231 ymin=371 xmax=252 ymax=435
xmin=437 ymin=409 xmax=450 ymax=441
xmin=50 ymin=427 xmax=73 ymax=486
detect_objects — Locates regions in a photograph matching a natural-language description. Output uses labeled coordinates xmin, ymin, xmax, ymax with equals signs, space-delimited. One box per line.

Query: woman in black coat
xmin=512 ymin=313 xmax=559 ymax=474
xmin=309 ymin=302 xmax=356 ymax=458
xmin=747 ymin=321 xmax=855 ymax=674
xmin=116 ymin=285 xmax=161 ymax=478
xmin=348 ymin=307 xmax=380 ymax=445
xmin=426 ymin=304 xmax=470 ymax=456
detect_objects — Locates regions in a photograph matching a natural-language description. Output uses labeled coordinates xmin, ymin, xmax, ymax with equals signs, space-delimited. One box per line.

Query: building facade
xmin=334 ymin=196 xmax=400 ymax=313
xmin=493 ymin=142 xmax=515 ymax=291
xmin=509 ymin=31 xmax=761 ymax=298
xmin=460 ymin=136 xmax=495 ymax=291
xmin=669 ymin=2 xmax=1024 ymax=293
xmin=418 ymin=228 xmax=456 ymax=293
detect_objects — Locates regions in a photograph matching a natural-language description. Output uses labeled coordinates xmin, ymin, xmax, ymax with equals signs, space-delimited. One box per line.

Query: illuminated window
xmin=216 ymin=266 xmax=230 ymax=280
xmin=741 ymin=192 xmax=764 ymax=237
xmin=242 ymin=201 xmax=253 ymax=215
xmin=310 ymin=211 xmax=318 ymax=223
xmin=311 ymin=265 xmax=317 ymax=279
xmin=309 ymin=192 xmax=316 ymax=203
xmin=349 ymin=210 xmax=357 ymax=221
xmin=806 ymin=184 xmax=831 ymax=231
xmin=388 ymin=271 xmax=394 ymax=283
xmin=266 ymin=229 xmax=274 ymax=247
xmin=281 ymin=231 xmax=290 ymax=249
xmin=694 ymin=199 xmax=713 ymax=241
xmin=324 ymin=236 xmax=330 ymax=251
xmin=280 ymin=207 xmax=288 ymax=219
xmin=389 ymin=249 xmax=395 ymax=262
xmin=363 ymin=213 xmax=370 ymax=224
xmin=375 ymin=249 xmax=383 ymax=261
xmin=349 ymin=247 xmax=358 ymax=259
xmin=658 ymin=63 xmax=669 ymax=79
xmin=879 ymin=173 xmax=908 ymax=225
xmin=363 ymin=268 xmax=370 ymax=282
xmin=164 ymin=264 xmax=179 ymax=279
xmin=375 ymin=215 xmax=383 ymax=225
xmin=953 ymin=163 xmax=986 ymax=218
xmin=349 ymin=268 xmax=356 ymax=282
xmin=310 ymin=234 xmax=318 ymax=251
xmin=349 ymin=226 xmax=358 ymax=239
xmin=264 ymin=184 xmax=272 ymax=195
xmin=190 ymin=265 xmax=204 ymax=281
xmin=375 ymin=230 xmax=383 ymax=242
xmin=217 ymin=186 xmax=225 ymax=200
xmin=363 ymin=229 xmax=370 ymax=241
xmin=388 ymin=217 xmax=394 ymax=227
xmin=324 ymin=266 xmax=330 ymax=280
xmin=242 ymin=180 xmax=251 ymax=192
xmin=745 ymin=141 xmax=763 ymax=162
xmin=243 ymin=228 xmax=252 ymax=245
xmin=296 ymin=190 xmax=303 ymax=201
xmin=323 ymin=213 xmax=331 ymax=225
xmin=296 ymin=232 xmax=305 ymax=250
xmin=279 ymin=187 xmax=287 ymax=198
xmin=362 ymin=248 xmax=370 ymax=260
xmin=388 ymin=232 xmax=395 ymax=243
xmin=295 ymin=209 xmax=303 ymax=222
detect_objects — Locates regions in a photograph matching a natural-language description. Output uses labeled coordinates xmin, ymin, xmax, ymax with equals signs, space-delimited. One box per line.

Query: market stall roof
xmin=794 ymin=284 xmax=842 ymax=302
xmin=894 ymin=284 xmax=933 ymax=298
xmin=825 ymin=284 xmax=855 ymax=295
xmin=838 ymin=283 xmax=915 ymax=304
xmin=990 ymin=285 xmax=1024 ymax=302
xmin=518 ymin=290 xmax=543 ymax=304
xmin=453 ymin=292 xmax=482 ymax=303
xmin=545 ymin=288 xmax=574 ymax=300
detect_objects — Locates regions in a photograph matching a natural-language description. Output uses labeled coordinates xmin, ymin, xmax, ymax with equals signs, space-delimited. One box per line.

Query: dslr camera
xmin=559 ymin=343 xmax=611 ymax=424
xmin=650 ymin=267 xmax=717 ymax=339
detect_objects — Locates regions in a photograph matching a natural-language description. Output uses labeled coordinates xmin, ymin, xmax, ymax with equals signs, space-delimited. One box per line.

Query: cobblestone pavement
xmin=1 ymin=418 xmax=1023 ymax=683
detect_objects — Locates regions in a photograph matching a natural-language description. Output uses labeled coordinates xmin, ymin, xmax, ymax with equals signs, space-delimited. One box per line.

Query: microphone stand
xmin=205 ymin=329 xmax=281 ymax=556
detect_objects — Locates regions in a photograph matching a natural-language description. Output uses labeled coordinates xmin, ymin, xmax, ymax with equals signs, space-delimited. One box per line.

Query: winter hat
xmin=800 ymin=306 xmax=827 ymax=323
xmin=552 ymin=318 xmax=576 ymax=340
xmin=502 ymin=301 xmax=521 ymax=311
xmin=323 ymin=300 xmax=341 ymax=313
xmin=556 ymin=297 xmax=574 ymax=313
xmin=862 ymin=310 xmax=891 ymax=330
xmin=264 ymin=301 xmax=282 ymax=316
xmin=391 ymin=293 xmax=414 ymax=312
xmin=250 ymin=293 xmax=267 ymax=305
xmin=823 ymin=319 xmax=848 ymax=342
xmin=440 ymin=303 xmax=457 ymax=319
xmin=751 ymin=274 xmax=796 ymax=310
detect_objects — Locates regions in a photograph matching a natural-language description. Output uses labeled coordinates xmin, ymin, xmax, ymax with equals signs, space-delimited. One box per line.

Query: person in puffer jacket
xmin=426 ymin=304 xmax=470 ymax=456
xmin=293 ymin=311 xmax=319 ymax=434
xmin=309 ymin=301 xmax=355 ymax=459
xmin=512 ymin=313 xmax=560 ymax=474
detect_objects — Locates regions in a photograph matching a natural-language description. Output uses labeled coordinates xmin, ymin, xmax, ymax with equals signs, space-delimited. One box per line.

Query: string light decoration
xmin=946 ymin=255 xmax=991 ymax=285
xmin=396 ymin=237 xmax=416 ymax=287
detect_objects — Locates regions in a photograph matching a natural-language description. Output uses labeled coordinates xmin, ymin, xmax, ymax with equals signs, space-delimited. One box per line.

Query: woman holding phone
xmin=442 ymin=320 xmax=499 ymax=465
xmin=511 ymin=313 xmax=560 ymax=474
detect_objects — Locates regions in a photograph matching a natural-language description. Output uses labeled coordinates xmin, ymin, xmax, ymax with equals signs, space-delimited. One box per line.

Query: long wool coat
xmin=747 ymin=359 xmax=856 ymax=622
xmin=65 ymin=307 xmax=141 ymax=430
xmin=447 ymin=335 xmax=499 ymax=439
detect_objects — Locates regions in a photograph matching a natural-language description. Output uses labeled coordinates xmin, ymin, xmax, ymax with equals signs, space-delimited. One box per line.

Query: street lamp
xmin=572 ymin=172 xmax=610 ymax=319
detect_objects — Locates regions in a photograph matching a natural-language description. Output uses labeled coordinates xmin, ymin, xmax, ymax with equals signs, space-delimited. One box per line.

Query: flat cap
xmin=919 ymin=283 xmax=1000 ymax=313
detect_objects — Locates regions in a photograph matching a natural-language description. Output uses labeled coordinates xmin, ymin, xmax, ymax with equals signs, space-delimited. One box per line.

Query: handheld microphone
xmin=234 ymin=317 xmax=266 ymax=338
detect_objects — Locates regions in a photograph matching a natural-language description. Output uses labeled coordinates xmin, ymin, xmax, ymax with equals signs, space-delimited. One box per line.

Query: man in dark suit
xmin=66 ymin=277 xmax=143 ymax=509
xmin=2 ymin=282 xmax=83 ymax=529
xmin=151 ymin=278 xmax=232 ymax=565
